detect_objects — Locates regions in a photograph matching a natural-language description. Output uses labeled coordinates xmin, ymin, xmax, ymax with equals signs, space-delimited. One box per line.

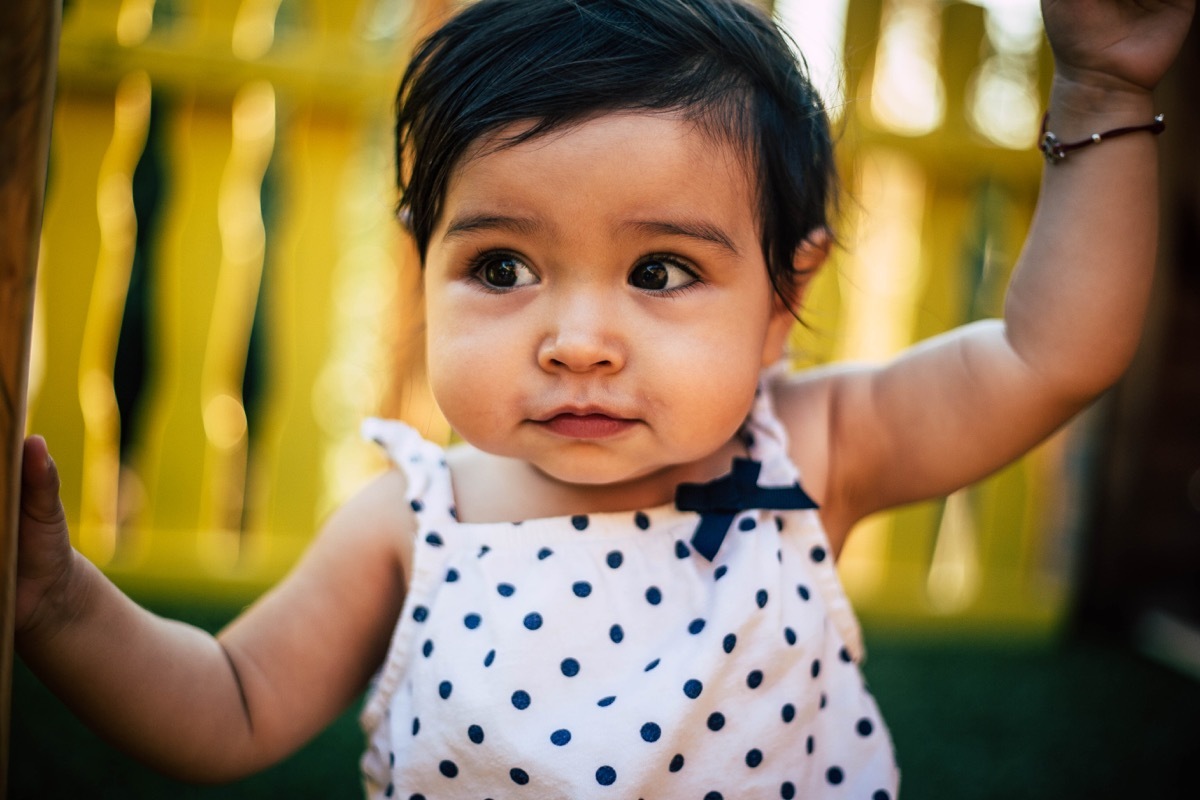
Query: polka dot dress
xmin=360 ymin=378 xmax=900 ymax=799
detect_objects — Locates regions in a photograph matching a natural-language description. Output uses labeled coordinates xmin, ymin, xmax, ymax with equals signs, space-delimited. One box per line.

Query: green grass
xmin=10 ymin=600 xmax=1200 ymax=798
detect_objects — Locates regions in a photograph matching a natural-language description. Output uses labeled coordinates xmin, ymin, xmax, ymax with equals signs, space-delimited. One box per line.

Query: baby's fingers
xmin=16 ymin=435 xmax=77 ymax=635
xmin=21 ymin=434 xmax=67 ymax=536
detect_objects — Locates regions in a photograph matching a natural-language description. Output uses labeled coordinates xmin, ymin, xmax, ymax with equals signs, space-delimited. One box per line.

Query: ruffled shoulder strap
xmin=361 ymin=418 xmax=458 ymax=523
xmin=359 ymin=420 xmax=460 ymax=735
xmin=742 ymin=364 xmax=803 ymax=487
xmin=742 ymin=367 xmax=868 ymax=663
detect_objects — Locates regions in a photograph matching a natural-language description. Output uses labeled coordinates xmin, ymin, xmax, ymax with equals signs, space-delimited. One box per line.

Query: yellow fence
xmin=29 ymin=0 xmax=1076 ymax=637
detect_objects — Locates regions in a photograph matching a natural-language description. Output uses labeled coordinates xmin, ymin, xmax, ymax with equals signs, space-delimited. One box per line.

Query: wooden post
xmin=0 ymin=0 xmax=62 ymax=791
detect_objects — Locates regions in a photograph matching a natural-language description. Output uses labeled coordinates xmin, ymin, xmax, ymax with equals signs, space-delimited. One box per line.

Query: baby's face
xmin=423 ymin=111 xmax=792 ymax=490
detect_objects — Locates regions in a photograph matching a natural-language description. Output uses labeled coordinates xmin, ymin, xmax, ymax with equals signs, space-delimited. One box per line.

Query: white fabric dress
xmin=360 ymin=380 xmax=900 ymax=799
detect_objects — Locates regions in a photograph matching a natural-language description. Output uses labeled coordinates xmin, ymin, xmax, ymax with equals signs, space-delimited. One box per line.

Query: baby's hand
xmin=1042 ymin=0 xmax=1194 ymax=95
xmin=15 ymin=436 xmax=79 ymax=639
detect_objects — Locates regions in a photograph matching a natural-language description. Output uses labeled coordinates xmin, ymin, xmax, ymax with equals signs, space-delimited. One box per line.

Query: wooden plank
xmin=0 ymin=0 xmax=62 ymax=790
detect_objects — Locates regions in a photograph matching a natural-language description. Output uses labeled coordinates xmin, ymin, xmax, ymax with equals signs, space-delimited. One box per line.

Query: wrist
xmin=1047 ymin=73 xmax=1157 ymax=141
xmin=15 ymin=549 xmax=96 ymax=651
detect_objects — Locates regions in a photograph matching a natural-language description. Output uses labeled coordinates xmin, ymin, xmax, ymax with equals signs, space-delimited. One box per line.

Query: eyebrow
xmin=623 ymin=218 xmax=741 ymax=257
xmin=442 ymin=212 xmax=543 ymax=240
xmin=441 ymin=212 xmax=741 ymax=257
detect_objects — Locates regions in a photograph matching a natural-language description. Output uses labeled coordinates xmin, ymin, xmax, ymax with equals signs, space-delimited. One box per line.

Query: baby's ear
xmin=791 ymin=228 xmax=832 ymax=297
xmin=761 ymin=229 xmax=832 ymax=367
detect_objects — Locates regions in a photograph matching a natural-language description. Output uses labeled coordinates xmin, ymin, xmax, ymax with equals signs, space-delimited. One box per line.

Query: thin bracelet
xmin=1039 ymin=113 xmax=1165 ymax=162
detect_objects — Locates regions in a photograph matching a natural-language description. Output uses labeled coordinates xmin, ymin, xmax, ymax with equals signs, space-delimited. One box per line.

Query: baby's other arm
xmin=15 ymin=435 xmax=412 ymax=782
xmin=776 ymin=0 xmax=1194 ymax=546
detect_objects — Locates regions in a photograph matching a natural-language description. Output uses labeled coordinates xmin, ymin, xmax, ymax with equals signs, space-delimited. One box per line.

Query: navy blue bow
xmin=675 ymin=458 xmax=818 ymax=561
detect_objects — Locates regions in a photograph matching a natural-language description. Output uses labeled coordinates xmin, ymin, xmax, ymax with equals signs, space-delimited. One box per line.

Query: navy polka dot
xmin=669 ymin=753 xmax=685 ymax=772
xmin=607 ymin=551 xmax=624 ymax=569
xmin=738 ymin=517 xmax=756 ymax=531
xmin=826 ymin=766 xmax=844 ymax=785
xmin=873 ymin=792 xmax=891 ymax=800
xmin=571 ymin=515 xmax=589 ymax=531
xmin=524 ymin=613 xmax=543 ymax=630
xmin=806 ymin=735 xmax=814 ymax=754
xmin=510 ymin=767 xmax=530 ymax=785
xmin=810 ymin=546 xmax=827 ymax=563
xmin=714 ymin=565 xmax=728 ymax=581
xmin=644 ymin=658 xmax=660 ymax=672
xmin=422 ymin=639 xmax=434 ymax=657
xmin=464 ymin=613 xmax=481 ymax=629
xmin=537 ymin=547 xmax=553 ymax=560
xmin=439 ymin=760 xmax=458 ymax=778
xmin=497 ymin=583 xmax=515 ymax=597
xmin=484 ymin=649 xmax=495 ymax=667
xmin=797 ymin=585 xmax=810 ymax=600
xmin=675 ymin=540 xmax=690 ymax=558
xmin=425 ymin=533 xmax=443 ymax=547
xmin=468 ymin=724 xmax=484 ymax=744
xmin=781 ymin=782 xmax=796 ymax=799
xmin=610 ymin=624 xmax=624 ymax=643
xmin=634 ymin=512 xmax=650 ymax=530
xmin=746 ymin=748 xmax=763 ymax=768
xmin=573 ymin=581 xmax=592 ymax=597
xmin=477 ymin=544 xmax=490 ymax=557
xmin=781 ymin=703 xmax=795 ymax=723
xmin=412 ymin=717 xmax=420 ymax=735
xmin=448 ymin=506 xmax=457 ymax=519
xmin=561 ymin=657 xmax=580 ymax=677
xmin=688 ymin=618 xmax=706 ymax=635
xmin=775 ymin=515 xmax=785 ymax=531
xmin=840 ymin=647 xmax=852 ymax=663
xmin=596 ymin=765 xmax=617 ymax=786
xmin=723 ymin=633 xmax=737 ymax=653
xmin=707 ymin=712 xmax=725 ymax=731
xmin=640 ymin=722 xmax=661 ymax=742
xmin=384 ymin=784 xmax=393 ymax=798
xmin=756 ymin=589 xmax=768 ymax=608
xmin=747 ymin=670 xmax=763 ymax=689
xmin=857 ymin=718 xmax=874 ymax=736
xmin=784 ymin=628 xmax=797 ymax=646
xmin=820 ymin=692 xmax=828 ymax=709
xmin=410 ymin=499 xmax=423 ymax=512
xmin=683 ymin=679 xmax=703 ymax=698
xmin=413 ymin=606 xmax=429 ymax=622
xmin=811 ymin=659 xmax=821 ymax=678
xmin=438 ymin=681 xmax=452 ymax=699
xmin=704 ymin=792 xmax=723 ymax=800
xmin=511 ymin=690 xmax=531 ymax=710
xmin=646 ymin=586 xmax=662 ymax=605
xmin=551 ymin=729 xmax=572 ymax=746
xmin=446 ymin=568 xmax=459 ymax=582
xmin=598 ymin=695 xmax=616 ymax=707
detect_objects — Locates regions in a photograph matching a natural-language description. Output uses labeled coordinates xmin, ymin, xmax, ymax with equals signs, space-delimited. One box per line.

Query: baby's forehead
xmin=453 ymin=109 xmax=758 ymax=190
xmin=431 ymin=111 xmax=764 ymax=254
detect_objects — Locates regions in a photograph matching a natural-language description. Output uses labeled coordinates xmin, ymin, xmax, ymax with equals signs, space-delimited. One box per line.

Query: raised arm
xmin=777 ymin=0 xmax=1195 ymax=542
xmin=14 ymin=435 xmax=411 ymax=782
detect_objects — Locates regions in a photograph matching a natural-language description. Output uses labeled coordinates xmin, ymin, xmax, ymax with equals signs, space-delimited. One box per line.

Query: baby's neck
xmin=445 ymin=437 xmax=747 ymax=524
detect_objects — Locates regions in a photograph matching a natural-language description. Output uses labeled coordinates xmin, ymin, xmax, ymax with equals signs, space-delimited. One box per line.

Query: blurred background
xmin=10 ymin=0 xmax=1200 ymax=796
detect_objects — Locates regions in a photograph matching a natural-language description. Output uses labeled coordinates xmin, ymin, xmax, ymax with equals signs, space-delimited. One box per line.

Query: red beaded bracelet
xmin=1039 ymin=113 xmax=1165 ymax=162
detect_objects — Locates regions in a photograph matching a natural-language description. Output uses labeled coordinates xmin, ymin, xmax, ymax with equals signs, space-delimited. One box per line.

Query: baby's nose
xmin=537 ymin=296 xmax=626 ymax=373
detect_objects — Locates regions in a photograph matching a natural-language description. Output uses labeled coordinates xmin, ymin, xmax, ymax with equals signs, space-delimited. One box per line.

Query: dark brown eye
xmin=477 ymin=255 xmax=535 ymax=289
xmin=630 ymin=261 xmax=668 ymax=290
xmin=629 ymin=257 xmax=697 ymax=292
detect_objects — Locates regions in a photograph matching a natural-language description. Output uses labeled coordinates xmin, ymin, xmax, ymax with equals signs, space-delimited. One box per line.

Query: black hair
xmin=395 ymin=0 xmax=836 ymax=306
